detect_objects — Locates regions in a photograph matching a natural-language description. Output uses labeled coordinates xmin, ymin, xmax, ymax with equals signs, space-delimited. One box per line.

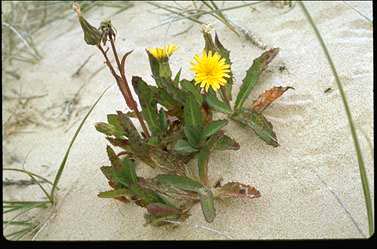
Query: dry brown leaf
xmin=215 ymin=182 xmax=261 ymax=200
xmin=251 ymin=86 xmax=294 ymax=113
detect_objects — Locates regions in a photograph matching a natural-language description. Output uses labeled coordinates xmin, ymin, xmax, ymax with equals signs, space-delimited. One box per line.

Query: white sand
xmin=3 ymin=1 xmax=374 ymax=240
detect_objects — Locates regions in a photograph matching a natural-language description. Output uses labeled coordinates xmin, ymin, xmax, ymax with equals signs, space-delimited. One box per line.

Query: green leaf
xmin=234 ymin=48 xmax=279 ymax=111
xmin=232 ymin=110 xmax=279 ymax=147
xmin=156 ymin=174 xmax=204 ymax=192
xmin=184 ymin=93 xmax=203 ymax=128
xmin=116 ymin=111 xmax=148 ymax=154
xmin=158 ymin=77 xmax=186 ymax=104
xmin=174 ymin=139 xmax=199 ymax=154
xmin=106 ymin=146 xmax=138 ymax=187
xmin=132 ymin=76 xmax=161 ymax=136
xmin=180 ymin=79 xmax=203 ymax=105
xmin=202 ymin=119 xmax=228 ymax=139
xmin=184 ymin=125 xmax=202 ymax=148
xmin=197 ymin=147 xmax=210 ymax=186
xmin=198 ymin=188 xmax=216 ymax=223
xmin=155 ymin=88 xmax=182 ymax=111
xmin=98 ymin=188 xmax=130 ymax=198
xmin=100 ymin=166 xmax=115 ymax=182
xmin=173 ymin=68 xmax=182 ymax=86
xmin=128 ymin=184 xmax=165 ymax=207
xmin=215 ymin=33 xmax=233 ymax=101
xmin=107 ymin=114 xmax=124 ymax=131
xmin=147 ymin=136 xmax=159 ymax=145
xmin=158 ymin=108 xmax=168 ymax=133
xmin=148 ymin=147 xmax=187 ymax=175
xmin=205 ymin=92 xmax=232 ymax=114
xmin=212 ymin=135 xmax=240 ymax=151
xmin=95 ymin=122 xmax=125 ymax=139
xmin=120 ymin=157 xmax=138 ymax=184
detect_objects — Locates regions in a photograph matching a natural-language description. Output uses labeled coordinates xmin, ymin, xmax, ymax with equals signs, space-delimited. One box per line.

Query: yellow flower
xmin=191 ymin=51 xmax=230 ymax=92
xmin=147 ymin=44 xmax=177 ymax=60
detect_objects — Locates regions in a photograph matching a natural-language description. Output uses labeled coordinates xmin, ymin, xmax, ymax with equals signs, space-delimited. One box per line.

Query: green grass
xmin=1 ymin=1 xmax=133 ymax=72
xmin=298 ymin=1 xmax=374 ymax=237
xmin=3 ymin=86 xmax=110 ymax=240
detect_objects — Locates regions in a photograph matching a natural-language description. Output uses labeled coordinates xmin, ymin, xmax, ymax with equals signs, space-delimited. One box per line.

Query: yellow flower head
xmin=147 ymin=44 xmax=177 ymax=60
xmin=191 ymin=51 xmax=230 ymax=92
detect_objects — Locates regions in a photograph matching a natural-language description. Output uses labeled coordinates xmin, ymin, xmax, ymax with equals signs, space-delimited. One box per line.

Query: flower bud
xmin=73 ymin=3 xmax=102 ymax=46
xmin=201 ymin=24 xmax=217 ymax=53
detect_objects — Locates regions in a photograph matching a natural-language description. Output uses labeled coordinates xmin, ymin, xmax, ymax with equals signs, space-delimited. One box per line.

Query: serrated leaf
xmin=215 ymin=182 xmax=261 ymax=200
xmin=120 ymin=157 xmax=138 ymax=184
xmin=106 ymin=145 xmax=123 ymax=171
xmin=116 ymin=111 xmax=148 ymax=154
xmin=197 ymin=147 xmax=210 ymax=186
xmin=98 ymin=188 xmax=130 ymax=198
xmin=174 ymin=139 xmax=198 ymax=154
xmin=215 ymin=33 xmax=233 ymax=101
xmin=105 ymin=137 xmax=131 ymax=151
xmin=205 ymin=91 xmax=232 ymax=114
xmin=107 ymin=114 xmax=124 ymax=131
xmin=201 ymin=119 xmax=228 ymax=139
xmin=149 ymin=147 xmax=187 ymax=175
xmin=234 ymin=48 xmax=280 ymax=111
xmin=180 ymin=79 xmax=203 ymax=105
xmin=198 ymin=188 xmax=216 ymax=223
xmin=212 ymin=134 xmax=240 ymax=151
xmin=128 ymin=184 xmax=165 ymax=207
xmin=100 ymin=166 xmax=114 ymax=182
xmin=183 ymin=125 xmax=202 ymax=148
xmin=106 ymin=146 xmax=138 ymax=187
xmin=158 ymin=77 xmax=186 ymax=104
xmin=184 ymin=93 xmax=204 ymax=128
xmin=156 ymin=174 xmax=204 ymax=192
xmin=251 ymin=86 xmax=294 ymax=113
xmin=95 ymin=122 xmax=125 ymax=138
xmin=232 ymin=110 xmax=279 ymax=147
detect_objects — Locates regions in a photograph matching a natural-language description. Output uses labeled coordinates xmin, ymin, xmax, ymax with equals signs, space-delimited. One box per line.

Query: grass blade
xmin=50 ymin=86 xmax=111 ymax=202
xmin=298 ymin=1 xmax=373 ymax=237
xmin=3 ymin=168 xmax=54 ymax=186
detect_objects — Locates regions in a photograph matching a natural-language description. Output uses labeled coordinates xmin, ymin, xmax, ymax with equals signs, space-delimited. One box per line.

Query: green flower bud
xmin=73 ymin=3 xmax=102 ymax=46
xmin=158 ymin=61 xmax=172 ymax=79
xmin=201 ymin=24 xmax=217 ymax=54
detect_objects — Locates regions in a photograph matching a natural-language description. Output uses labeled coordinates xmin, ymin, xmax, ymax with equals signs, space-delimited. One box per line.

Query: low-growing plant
xmin=74 ymin=3 xmax=292 ymax=226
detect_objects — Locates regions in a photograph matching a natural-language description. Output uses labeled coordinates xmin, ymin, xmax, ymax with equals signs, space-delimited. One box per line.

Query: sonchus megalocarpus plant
xmin=74 ymin=3 xmax=291 ymax=226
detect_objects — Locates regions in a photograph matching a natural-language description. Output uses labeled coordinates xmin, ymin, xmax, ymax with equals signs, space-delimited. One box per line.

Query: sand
xmin=2 ymin=1 xmax=374 ymax=240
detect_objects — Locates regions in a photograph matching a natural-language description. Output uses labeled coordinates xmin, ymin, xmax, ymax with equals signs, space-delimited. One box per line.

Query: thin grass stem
xmin=298 ymin=1 xmax=374 ymax=236
xmin=50 ymin=86 xmax=111 ymax=202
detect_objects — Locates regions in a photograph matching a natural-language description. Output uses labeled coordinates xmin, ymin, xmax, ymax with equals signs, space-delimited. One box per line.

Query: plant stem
xmin=107 ymin=35 xmax=151 ymax=138
xmin=298 ymin=1 xmax=374 ymax=237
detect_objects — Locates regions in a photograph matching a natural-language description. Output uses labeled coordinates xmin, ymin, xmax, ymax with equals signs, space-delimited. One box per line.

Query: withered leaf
xmin=215 ymin=182 xmax=261 ymax=200
xmin=146 ymin=203 xmax=180 ymax=217
xmin=251 ymin=86 xmax=294 ymax=113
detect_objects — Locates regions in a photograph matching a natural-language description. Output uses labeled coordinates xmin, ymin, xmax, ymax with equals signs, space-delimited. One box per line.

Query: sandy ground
xmin=2 ymin=1 xmax=374 ymax=240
